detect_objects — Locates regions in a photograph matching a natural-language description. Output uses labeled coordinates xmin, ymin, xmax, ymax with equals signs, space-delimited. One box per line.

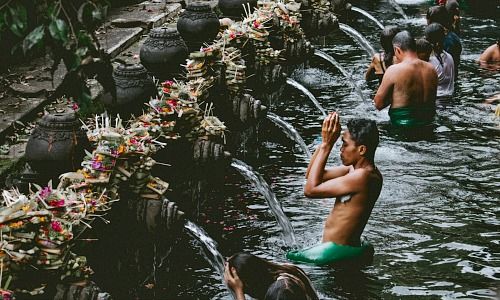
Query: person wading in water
xmin=373 ymin=31 xmax=438 ymax=127
xmin=286 ymin=113 xmax=382 ymax=265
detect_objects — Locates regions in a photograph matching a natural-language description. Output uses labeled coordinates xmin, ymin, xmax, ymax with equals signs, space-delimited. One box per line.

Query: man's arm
xmin=304 ymin=113 xmax=352 ymax=197
xmin=304 ymin=169 xmax=366 ymax=198
xmin=365 ymin=55 xmax=378 ymax=81
xmin=373 ymin=67 xmax=394 ymax=110
xmin=305 ymin=146 xmax=350 ymax=180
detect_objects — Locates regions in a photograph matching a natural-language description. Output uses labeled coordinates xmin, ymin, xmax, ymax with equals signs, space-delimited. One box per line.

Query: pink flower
xmin=51 ymin=221 xmax=63 ymax=232
xmin=71 ymin=103 xmax=79 ymax=110
xmin=162 ymin=80 xmax=174 ymax=87
xmin=39 ymin=186 xmax=52 ymax=198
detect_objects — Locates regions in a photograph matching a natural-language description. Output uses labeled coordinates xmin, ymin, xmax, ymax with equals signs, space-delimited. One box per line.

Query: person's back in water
xmin=374 ymin=31 xmax=438 ymax=127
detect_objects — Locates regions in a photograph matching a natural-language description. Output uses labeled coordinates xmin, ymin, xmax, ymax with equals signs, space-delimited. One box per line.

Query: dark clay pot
xmin=176 ymin=2 xmax=220 ymax=51
xmin=140 ymin=27 xmax=188 ymax=80
xmin=25 ymin=112 xmax=90 ymax=180
xmin=106 ymin=63 xmax=157 ymax=116
xmin=218 ymin=0 xmax=257 ymax=19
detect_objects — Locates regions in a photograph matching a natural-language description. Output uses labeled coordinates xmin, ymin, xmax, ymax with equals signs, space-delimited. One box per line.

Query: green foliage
xmin=0 ymin=0 xmax=115 ymax=117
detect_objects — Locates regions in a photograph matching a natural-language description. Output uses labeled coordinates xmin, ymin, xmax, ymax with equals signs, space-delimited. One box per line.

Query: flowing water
xmin=351 ymin=6 xmax=385 ymax=30
xmin=339 ymin=23 xmax=377 ymax=57
xmin=230 ymin=159 xmax=297 ymax=247
xmin=173 ymin=1 xmax=500 ymax=298
xmin=314 ymin=50 xmax=366 ymax=102
xmin=267 ymin=112 xmax=312 ymax=158
xmin=388 ymin=0 xmax=410 ymax=20
xmin=184 ymin=221 xmax=237 ymax=299
xmin=286 ymin=78 xmax=328 ymax=117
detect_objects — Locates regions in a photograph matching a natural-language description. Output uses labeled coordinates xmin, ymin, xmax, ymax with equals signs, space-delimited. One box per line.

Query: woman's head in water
xmin=227 ymin=253 xmax=318 ymax=299
xmin=380 ymin=26 xmax=401 ymax=67
xmin=264 ymin=274 xmax=308 ymax=300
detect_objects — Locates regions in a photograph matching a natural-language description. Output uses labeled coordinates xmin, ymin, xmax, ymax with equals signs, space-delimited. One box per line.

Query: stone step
xmin=0 ymin=1 xmax=182 ymax=184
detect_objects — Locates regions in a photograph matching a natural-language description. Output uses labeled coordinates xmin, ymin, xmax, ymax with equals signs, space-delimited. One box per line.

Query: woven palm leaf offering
xmin=0 ymin=190 xmax=48 ymax=283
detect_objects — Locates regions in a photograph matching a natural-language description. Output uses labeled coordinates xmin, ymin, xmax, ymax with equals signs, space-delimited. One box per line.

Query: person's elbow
xmin=373 ymin=97 xmax=385 ymax=110
xmin=304 ymin=186 xmax=320 ymax=198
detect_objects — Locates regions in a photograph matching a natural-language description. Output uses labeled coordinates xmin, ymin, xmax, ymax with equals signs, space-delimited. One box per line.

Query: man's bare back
xmin=479 ymin=43 xmax=500 ymax=62
xmin=374 ymin=57 xmax=438 ymax=110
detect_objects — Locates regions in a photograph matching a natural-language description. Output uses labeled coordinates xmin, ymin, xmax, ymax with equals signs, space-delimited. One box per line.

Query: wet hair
xmin=425 ymin=23 xmax=446 ymax=66
xmin=445 ymin=0 xmax=459 ymax=15
xmin=426 ymin=5 xmax=450 ymax=29
xmin=264 ymin=274 xmax=308 ymax=300
xmin=346 ymin=119 xmax=379 ymax=160
xmin=392 ymin=31 xmax=416 ymax=52
xmin=380 ymin=26 xmax=401 ymax=68
xmin=227 ymin=253 xmax=318 ymax=300
xmin=416 ymin=38 xmax=432 ymax=60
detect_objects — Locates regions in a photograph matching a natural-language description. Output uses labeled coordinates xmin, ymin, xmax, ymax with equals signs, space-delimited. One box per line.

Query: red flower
xmin=166 ymin=99 xmax=178 ymax=107
xmin=71 ymin=103 xmax=79 ymax=110
xmin=51 ymin=221 xmax=63 ymax=232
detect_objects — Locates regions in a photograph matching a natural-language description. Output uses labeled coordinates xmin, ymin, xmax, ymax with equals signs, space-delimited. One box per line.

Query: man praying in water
xmin=287 ymin=113 xmax=383 ymax=265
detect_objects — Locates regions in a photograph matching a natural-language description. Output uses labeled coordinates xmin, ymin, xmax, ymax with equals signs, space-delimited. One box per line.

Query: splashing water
xmin=184 ymin=221 xmax=236 ymax=299
xmin=338 ymin=23 xmax=377 ymax=57
xmin=286 ymin=78 xmax=327 ymax=116
xmin=267 ymin=112 xmax=312 ymax=158
xmin=351 ymin=6 xmax=385 ymax=30
xmin=388 ymin=0 xmax=409 ymax=20
xmin=231 ymin=159 xmax=297 ymax=246
xmin=314 ymin=50 xmax=366 ymax=102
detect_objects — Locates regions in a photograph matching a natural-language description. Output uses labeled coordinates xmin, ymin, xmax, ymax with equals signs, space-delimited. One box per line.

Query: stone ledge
xmin=0 ymin=2 xmax=182 ymax=183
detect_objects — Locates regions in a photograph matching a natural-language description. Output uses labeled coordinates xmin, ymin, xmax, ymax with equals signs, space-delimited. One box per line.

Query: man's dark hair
xmin=380 ymin=26 xmax=401 ymax=68
xmin=346 ymin=119 xmax=379 ymax=161
xmin=416 ymin=38 xmax=432 ymax=55
xmin=392 ymin=31 xmax=416 ymax=52
xmin=426 ymin=5 xmax=450 ymax=29
xmin=445 ymin=0 xmax=459 ymax=15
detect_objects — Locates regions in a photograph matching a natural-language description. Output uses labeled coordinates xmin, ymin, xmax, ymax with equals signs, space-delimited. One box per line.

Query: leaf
xmin=8 ymin=4 xmax=28 ymax=37
xmin=49 ymin=19 xmax=69 ymax=44
xmin=22 ymin=25 xmax=45 ymax=54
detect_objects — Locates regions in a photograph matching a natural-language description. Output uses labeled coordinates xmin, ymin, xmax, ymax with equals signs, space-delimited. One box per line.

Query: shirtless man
xmin=479 ymin=41 xmax=500 ymax=71
xmin=373 ymin=31 xmax=438 ymax=127
xmin=287 ymin=113 xmax=382 ymax=265
xmin=480 ymin=41 xmax=500 ymax=62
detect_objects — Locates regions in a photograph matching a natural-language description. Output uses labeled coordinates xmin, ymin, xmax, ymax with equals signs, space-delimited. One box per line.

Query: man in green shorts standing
xmin=373 ymin=31 xmax=438 ymax=127
xmin=287 ymin=113 xmax=383 ymax=265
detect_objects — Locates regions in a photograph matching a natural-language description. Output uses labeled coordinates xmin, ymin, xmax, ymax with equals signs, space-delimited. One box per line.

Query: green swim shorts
xmin=286 ymin=240 xmax=373 ymax=266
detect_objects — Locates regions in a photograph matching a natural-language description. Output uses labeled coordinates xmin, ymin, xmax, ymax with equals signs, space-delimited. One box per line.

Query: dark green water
xmin=173 ymin=1 xmax=500 ymax=298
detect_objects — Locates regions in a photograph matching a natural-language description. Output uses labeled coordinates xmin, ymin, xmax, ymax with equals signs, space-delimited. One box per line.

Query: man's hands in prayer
xmin=321 ymin=112 xmax=341 ymax=148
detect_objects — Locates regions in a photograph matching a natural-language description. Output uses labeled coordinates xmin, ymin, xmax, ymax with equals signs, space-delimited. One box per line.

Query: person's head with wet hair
xmin=392 ymin=30 xmax=417 ymax=53
xmin=226 ymin=252 xmax=319 ymax=300
xmin=416 ymin=38 xmax=433 ymax=61
xmin=426 ymin=5 xmax=450 ymax=29
xmin=380 ymin=26 xmax=401 ymax=68
xmin=425 ymin=23 xmax=446 ymax=65
xmin=264 ymin=274 xmax=308 ymax=300
xmin=445 ymin=0 xmax=459 ymax=14
xmin=346 ymin=119 xmax=379 ymax=161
